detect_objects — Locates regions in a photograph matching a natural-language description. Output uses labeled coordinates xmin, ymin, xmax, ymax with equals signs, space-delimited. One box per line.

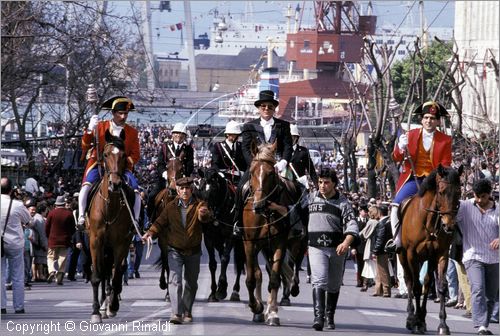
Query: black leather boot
xmin=326 ymin=292 xmax=339 ymax=329
xmin=312 ymin=288 xmax=325 ymax=331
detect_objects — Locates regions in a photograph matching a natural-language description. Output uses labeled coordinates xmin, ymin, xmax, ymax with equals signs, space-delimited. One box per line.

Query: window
xmin=376 ymin=39 xmax=383 ymax=44
xmin=387 ymin=40 xmax=394 ymax=45
xmin=398 ymin=50 xmax=405 ymax=55
xmin=303 ymin=40 xmax=310 ymax=48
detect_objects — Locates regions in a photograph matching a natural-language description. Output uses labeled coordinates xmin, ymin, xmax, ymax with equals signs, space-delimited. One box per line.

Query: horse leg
xmin=399 ymin=252 xmax=417 ymax=331
xmin=279 ymin=256 xmax=292 ymax=306
xmin=230 ymin=239 xmax=245 ymax=302
xmin=207 ymin=243 xmax=218 ymax=302
xmin=253 ymin=263 xmax=265 ymax=322
xmin=100 ymin=279 xmax=109 ymax=319
xmin=90 ymin=269 xmax=102 ymax=323
xmin=412 ymin=258 xmax=424 ymax=334
xmin=266 ymin=245 xmax=285 ymax=326
xmin=216 ymin=242 xmax=231 ymax=300
xmin=436 ymin=256 xmax=450 ymax=335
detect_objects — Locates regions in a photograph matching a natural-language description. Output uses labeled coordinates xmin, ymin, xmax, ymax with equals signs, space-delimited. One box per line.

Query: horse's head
xmin=103 ymin=129 xmax=127 ymax=193
xmin=166 ymin=151 xmax=184 ymax=189
xmin=434 ymin=164 xmax=463 ymax=233
xmin=249 ymin=141 xmax=279 ymax=214
xmin=197 ymin=167 xmax=226 ymax=209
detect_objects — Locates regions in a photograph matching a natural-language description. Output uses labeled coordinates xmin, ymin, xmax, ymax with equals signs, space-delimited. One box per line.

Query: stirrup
xmin=384 ymin=239 xmax=401 ymax=254
xmin=232 ymin=223 xmax=242 ymax=237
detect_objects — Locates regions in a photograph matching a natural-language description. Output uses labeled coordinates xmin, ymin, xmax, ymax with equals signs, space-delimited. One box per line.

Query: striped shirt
xmin=456 ymin=198 xmax=499 ymax=264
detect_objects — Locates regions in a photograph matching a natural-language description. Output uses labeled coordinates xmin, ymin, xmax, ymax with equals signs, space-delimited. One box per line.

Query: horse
xmin=197 ymin=167 xmax=245 ymax=302
xmin=398 ymin=164 xmax=463 ymax=335
xmin=242 ymin=141 xmax=301 ymax=326
xmin=153 ymin=154 xmax=185 ymax=302
xmin=87 ymin=130 xmax=135 ymax=323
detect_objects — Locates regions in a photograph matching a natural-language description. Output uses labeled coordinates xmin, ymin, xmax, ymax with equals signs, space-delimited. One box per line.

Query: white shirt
xmin=260 ymin=118 xmax=274 ymax=143
xmin=25 ymin=177 xmax=39 ymax=195
xmin=422 ymin=129 xmax=434 ymax=151
xmin=225 ymin=139 xmax=235 ymax=151
xmin=457 ymin=198 xmax=499 ymax=264
xmin=110 ymin=120 xmax=124 ymax=138
xmin=1 ymin=194 xmax=32 ymax=250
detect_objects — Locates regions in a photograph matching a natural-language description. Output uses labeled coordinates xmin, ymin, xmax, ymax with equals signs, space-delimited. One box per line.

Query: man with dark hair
xmin=268 ymin=168 xmax=358 ymax=331
xmin=1 ymin=177 xmax=32 ymax=314
xmin=457 ymin=178 xmax=499 ymax=335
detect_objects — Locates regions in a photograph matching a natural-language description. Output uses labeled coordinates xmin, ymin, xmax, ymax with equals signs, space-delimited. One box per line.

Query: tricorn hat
xmin=176 ymin=176 xmax=194 ymax=187
xmin=254 ymin=90 xmax=279 ymax=107
xmin=101 ymin=96 xmax=135 ymax=112
xmin=414 ymin=101 xmax=449 ymax=119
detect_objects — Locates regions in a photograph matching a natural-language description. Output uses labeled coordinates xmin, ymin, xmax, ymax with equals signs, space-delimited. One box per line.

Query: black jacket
xmin=371 ymin=216 xmax=391 ymax=255
xmin=210 ymin=141 xmax=247 ymax=172
xmin=158 ymin=141 xmax=194 ymax=177
xmin=241 ymin=117 xmax=293 ymax=167
xmin=290 ymin=144 xmax=318 ymax=185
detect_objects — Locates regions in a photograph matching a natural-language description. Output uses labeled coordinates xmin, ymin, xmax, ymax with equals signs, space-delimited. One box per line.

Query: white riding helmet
xmin=172 ymin=122 xmax=187 ymax=135
xmin=290 ymin=124 xmax=300 ymax=137
xmin=224 ymin=120 xmax=242 ymax=135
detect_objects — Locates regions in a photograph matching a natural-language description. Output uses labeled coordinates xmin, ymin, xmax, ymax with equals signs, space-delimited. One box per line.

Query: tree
xmin=1 ymin=2 xmax=145 ymax=174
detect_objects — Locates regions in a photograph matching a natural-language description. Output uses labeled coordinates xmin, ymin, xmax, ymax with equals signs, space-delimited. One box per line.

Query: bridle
xmin=424 ymin=177 xmax=459 ymax=238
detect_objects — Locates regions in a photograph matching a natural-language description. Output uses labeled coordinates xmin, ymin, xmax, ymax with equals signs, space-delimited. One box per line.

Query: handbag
xmin=1 ymin=198 xmax=14 ymax=256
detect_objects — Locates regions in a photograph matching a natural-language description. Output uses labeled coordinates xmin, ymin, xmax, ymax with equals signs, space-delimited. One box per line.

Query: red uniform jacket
xmin=81 ymin=120 xmax=140 ymax=177
xmin=392 ymin=128 xmax=452 ymax=193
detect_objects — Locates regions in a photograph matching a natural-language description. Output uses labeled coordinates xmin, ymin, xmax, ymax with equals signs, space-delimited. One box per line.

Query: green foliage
xmin=391 ymin=40 xmax=453 ymax=107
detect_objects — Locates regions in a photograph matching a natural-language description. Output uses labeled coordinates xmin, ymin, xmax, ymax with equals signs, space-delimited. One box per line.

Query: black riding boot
xmin=326 ymin=291 xmax=339 ymax=329
xmin=312 ymin=287 xmax=325 ymax=331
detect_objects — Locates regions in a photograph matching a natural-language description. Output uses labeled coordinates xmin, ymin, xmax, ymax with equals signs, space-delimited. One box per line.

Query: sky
xmin=112 ymin=1 xmax=455 ymax=55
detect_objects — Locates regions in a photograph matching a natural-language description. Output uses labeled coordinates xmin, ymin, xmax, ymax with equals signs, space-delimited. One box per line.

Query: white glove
xmin=162 ymin=171 xmax=168 ymax=181
xmin=398 ymin=133 xmax=408 ymax=151
xmin=87 ymin=115 xmax=99 ymax=131
xmin=297 ymin=175 xmax=309 ymax=189
xmin=274 ymin=159 xmax=288 ymax=173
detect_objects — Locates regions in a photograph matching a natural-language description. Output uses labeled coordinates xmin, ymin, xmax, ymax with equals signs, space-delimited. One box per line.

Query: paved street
xmin=1 ymin=242 xmax=497 ymax=336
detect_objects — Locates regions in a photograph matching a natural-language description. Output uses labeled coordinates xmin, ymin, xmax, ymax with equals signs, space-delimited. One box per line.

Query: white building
xmin=454 ymin=1 xmax=499 ymax=135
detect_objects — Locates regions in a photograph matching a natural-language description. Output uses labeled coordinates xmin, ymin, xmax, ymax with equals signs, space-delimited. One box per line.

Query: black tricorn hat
xmin=101 ymin=96 xmax=136 ymax=112
xmin=414 ymin=101 xmax=449 ymax=119
xmin=254 ymin=90 xmax=279 ymax=107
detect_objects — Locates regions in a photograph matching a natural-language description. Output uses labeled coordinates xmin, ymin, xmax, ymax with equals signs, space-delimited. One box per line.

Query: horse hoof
xmin=252 ymin=313 xmax=265 ymax=323
xmin=90 ymin=314 xmax=102 ymax=323
xmin=266 ymin=317 xmax=280 ymax=326
xmin=107 ymin=309 xmax=116 ymax=318
xmin=229 ymin=292 xmax=240 ymax=302
xmin=290 ymin=286 xmax=300 ymax=297
xmin=279 ymin=297 xmax=291 ymax=306
xmin=208 ymin=294 xmax=219 ymax=302
xmin=412 ymin=326 xmax=424 ymax=334
xmin=164 ymin=293 xmax=170 ymax=302
xmin=438 ymin=326 xmax=450 ymax=335
xmin=255 ymin=302 xmax=264 ymax=314
xmin=216 ymin=289 xmax=227 ymax=300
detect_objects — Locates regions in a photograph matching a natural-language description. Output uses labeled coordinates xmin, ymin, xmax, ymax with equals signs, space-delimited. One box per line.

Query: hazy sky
xmin=112 ymin=1 xmax=455 ymax=54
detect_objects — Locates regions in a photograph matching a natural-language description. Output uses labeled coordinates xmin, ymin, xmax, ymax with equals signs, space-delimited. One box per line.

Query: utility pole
xmin=184 ymin=0 xmax=197 ymax=92
xmin=143 ymin=0 xmax=156 ymax=91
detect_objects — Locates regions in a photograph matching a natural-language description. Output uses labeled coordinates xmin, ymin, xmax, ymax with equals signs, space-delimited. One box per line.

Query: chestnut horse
xmin=242 ymin=141 xmax=300 ymax=326
xmin=398 ymin=164 xmax=463 ymax=335
xmin=153 ymin=154 xmax=184 ymax=302
xmin=87 ymin=130 xmax=135 ymax=323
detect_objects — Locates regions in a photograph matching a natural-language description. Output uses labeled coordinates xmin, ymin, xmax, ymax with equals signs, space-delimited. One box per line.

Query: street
xmin=0 ymin=242 xmax=497 ymax=336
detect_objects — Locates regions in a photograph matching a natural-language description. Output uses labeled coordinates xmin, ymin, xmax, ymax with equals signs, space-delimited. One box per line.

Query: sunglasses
xmin=259 ymin=104 xmax=275 ymax=110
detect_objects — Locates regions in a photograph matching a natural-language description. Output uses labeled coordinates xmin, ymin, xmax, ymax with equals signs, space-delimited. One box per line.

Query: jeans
xmin=464 ymin=260 xmax=499 ymax=328
xmin=446 ymin=259 xmax=459 ymax=301
xmin=1 ymin=247 xmax=25 ymax=311
xmin=128 ymin=239 xmax=144 ymax=274
xmin=168 ymin=249 xmax=200 ymax=316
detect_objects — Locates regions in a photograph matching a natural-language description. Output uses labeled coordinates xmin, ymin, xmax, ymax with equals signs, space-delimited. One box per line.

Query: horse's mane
xmin=254 ymin=143 xmax=276 ymax=163
xmin=417 ymin=166 xmax=461 ymax=197
xmin=106 ymin=135 xmax=125 ymax=151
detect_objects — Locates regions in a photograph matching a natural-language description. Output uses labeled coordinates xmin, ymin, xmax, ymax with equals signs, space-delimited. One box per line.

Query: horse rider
xmin=77 ymin=96 xmax=141 ymax=230
xmin=385 ymin=101 xmax=452 ymax=253
xmin=210 ymin=120 xmax=247 ymax=185
xmin=232 ymin=90 xmax=293 ymax=237
xmin=289 ymin=124 xmax=319 ymax=189
xmin=141 ymin=176 xmax=213 ymax=324
xmin=147 ymin=122 xmax=194 ymax=220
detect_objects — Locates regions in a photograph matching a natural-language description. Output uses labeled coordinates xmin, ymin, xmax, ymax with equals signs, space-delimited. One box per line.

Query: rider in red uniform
xmin=77 ymin=96 xmax=141 ymax=229
xmin=385 ymin=101 xmax=452 ymax=252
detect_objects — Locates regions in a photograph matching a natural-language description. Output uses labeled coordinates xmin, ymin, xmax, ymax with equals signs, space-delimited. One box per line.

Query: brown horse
xmin=242 ymin=141 xmax=300 ymax=326
xmin=87 ymin=130 xmax=134 ymax=323
xmin=398 ymin=164 xmax=463 ymax=335
xmin=153 ymin=154 xmax=184 ymax=302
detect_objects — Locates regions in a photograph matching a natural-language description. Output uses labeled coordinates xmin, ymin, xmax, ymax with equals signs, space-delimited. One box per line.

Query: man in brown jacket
xmin=142 ymin=176 xmax=212 ymax=324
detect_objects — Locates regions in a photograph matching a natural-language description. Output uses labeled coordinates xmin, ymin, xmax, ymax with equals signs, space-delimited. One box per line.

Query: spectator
xmin=1 ymin=177 xmax=32 ymax=314
xmin=371 ymin=204 xmax=392 ymax=298
xmin=31 ymin=201 xmax=49 ymax=282
xmin=24 ymin=175 xmax=40 ymax=196
xmin=45 ymin=196 xmax=76 ymax=285
xmin=457 ymin=179 xmax=499 ymax=335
